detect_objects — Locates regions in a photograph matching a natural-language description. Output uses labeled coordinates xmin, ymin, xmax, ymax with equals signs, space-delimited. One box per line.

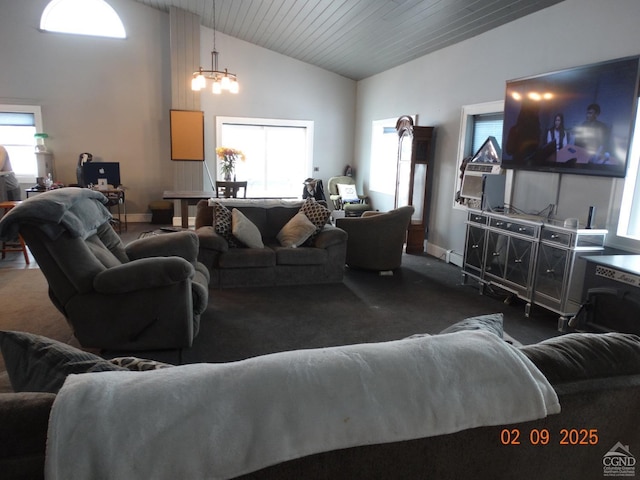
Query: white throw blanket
xmin=45 ymin=331 xmax=560 ymax=480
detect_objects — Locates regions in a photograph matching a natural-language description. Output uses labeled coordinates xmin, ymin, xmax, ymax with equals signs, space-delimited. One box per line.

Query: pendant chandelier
xmin=191 ymin=0 xmax=239 ymax=94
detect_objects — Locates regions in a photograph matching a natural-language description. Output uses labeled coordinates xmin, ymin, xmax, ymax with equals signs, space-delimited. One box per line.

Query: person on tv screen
xmin=545 ymin=113 xmax=569 ymax=150
xmin=505 ymin=98 xmax=541 ymax=164
xmin=573 ymin=103 xmax=612 ymax=163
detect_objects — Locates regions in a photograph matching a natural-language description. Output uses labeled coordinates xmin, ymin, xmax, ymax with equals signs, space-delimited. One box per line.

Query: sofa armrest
xmin=196 ymin=226 xmax=229 ymax=253
xmin=195 ymin=199 xmax=214 ymax=229
xmin=93 ymin=257 xmax=195 ymax=294
xmin=0 ymin=392 xmax=55 ymax=480
xmin=312 ymin=225 xmax=347 ymax=249
xmin=125 ymin=231 xmax=199 ymax=263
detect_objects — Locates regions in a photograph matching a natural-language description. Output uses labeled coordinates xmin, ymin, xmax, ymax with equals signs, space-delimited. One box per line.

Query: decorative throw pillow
xmin=0 ymin=330 xmax=126 ymax=393
xmin=438 ymin=313 xmax=504 ymax=338
xmin=232 ymin=208 xmax=264 ymax=248
xmin=212 ymin=202 xmax=240 ymax=247
xmin=299 ymin=197 xmax=331 ymax=235
xmin=109 ymin=357 xmax=173 ymax=371
xmin=519 ymin=332 xmax=640 ymax=384
xmin=277 ymin=212 xmax=318 ymax=247
xmin=337 ymin=183 xmax=359 ymax=202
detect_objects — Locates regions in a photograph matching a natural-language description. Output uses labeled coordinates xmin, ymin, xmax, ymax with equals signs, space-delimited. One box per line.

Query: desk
xmin=163 ymin=190 xmax=215 ymax=229
xmin=94 ymin=187 xmax=127 ymax=232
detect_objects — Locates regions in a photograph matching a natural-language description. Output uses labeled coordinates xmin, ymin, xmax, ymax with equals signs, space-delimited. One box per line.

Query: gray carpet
xmin=0 ymin=250 xmax=562 ymax=380
xmin=175 ymin=253 xmax=561 ymax=365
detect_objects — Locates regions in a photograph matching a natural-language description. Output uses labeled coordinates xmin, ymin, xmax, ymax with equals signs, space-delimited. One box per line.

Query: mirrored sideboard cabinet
xmin=462 ymin=209 xmax=607 ymax=330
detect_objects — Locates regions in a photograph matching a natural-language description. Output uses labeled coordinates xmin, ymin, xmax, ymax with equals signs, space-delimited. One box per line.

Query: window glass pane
xmin=0 ymin=112 xmax=35 ymax=126
xmin=369 ymin=118 xmax=398 ymax=194
xmin=0 ymin=125 xmax=37 ymax=146
xmin=0 ymin=105 xmax=42 ymax=179
xmin=3 ymin=144 xmax=37 ymax=176
xmin=472 ymin=113 xmax=503 ymax=154
xmin=41 ymin=0 xmax=126 ymax=39
xmin=220 ymin=121 xmax=310 ymax=198
xmin=617 ymin=100 xmax=640 ymax=239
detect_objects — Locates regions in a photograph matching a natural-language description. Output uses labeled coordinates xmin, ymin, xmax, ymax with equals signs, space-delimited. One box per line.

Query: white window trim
xmin=0 ymin=104 xmax=44 ymax=183
xmin=453 ymin=100 xmax=510 ymax=210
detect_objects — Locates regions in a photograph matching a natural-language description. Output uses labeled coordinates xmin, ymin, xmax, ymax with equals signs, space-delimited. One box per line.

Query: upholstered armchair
xmin=336 ymin=206 xmax=414 ymax=272
xmin=0 ymin=188 xmax=209 ymax=352
xmin=327 ymin=175 xmax=372 ymax=217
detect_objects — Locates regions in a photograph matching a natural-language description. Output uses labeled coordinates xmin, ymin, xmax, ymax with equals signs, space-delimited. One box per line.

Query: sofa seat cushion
xmin=218 ymin=247 xmax=276 ymax=268
xmin=274 ymin=245 xmax=328 ymax=266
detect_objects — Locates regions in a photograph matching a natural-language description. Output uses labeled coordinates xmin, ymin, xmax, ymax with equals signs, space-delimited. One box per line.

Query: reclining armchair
xmin=327 ymin=176 xmax=372 ymax=217
xmin=0 ymin=188 xmax=209 ymax=351
xmin=336 ymin=206 xmax=414 ymax=272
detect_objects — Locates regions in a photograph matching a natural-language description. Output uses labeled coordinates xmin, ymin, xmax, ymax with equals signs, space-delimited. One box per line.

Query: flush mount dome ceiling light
xmin=40 ymin=0 xmax=126 ymax=39
xmin=191 ymin=0 xmax=239 ymax=94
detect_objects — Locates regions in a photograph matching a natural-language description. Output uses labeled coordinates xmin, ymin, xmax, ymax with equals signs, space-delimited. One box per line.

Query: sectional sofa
xmin=2 ymin=325 xmax=640 ymax=479
xmin=194 ymin=198 xmax=347 ymax=288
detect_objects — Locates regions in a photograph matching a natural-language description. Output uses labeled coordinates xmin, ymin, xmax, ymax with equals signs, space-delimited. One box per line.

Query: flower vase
xmin=224 ymin=172 xmax=231 ymax=181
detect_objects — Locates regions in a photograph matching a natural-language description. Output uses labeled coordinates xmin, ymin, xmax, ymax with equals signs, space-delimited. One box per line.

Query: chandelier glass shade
xmin=191 ymin=0 xmax=239 ymax=94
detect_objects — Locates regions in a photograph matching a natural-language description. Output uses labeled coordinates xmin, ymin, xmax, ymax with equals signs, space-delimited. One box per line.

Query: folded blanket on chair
xmin=0 ymin=187 xmax=110 ymax=240
xmin=46 ymin=331 xmax=560 ymax=480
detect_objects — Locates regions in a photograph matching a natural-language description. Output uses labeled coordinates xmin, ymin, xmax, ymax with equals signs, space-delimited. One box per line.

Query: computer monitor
xmin=80 ymin=162 xmax=121 ymax=187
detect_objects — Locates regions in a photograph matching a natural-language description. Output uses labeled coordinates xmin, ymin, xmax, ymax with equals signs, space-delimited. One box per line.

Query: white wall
xmin=0 ymin=0 xmax=170 ymax=215
xmin=355 ymin=0 xmax=640 ymax=257
xmin=0 ymin=0 xmax=356 ymax=216
xmin=197 ymin=27 xmax=356 ymax=190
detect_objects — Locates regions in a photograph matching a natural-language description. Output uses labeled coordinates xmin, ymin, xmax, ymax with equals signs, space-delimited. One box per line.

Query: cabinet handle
xmin=518 ymin=227 xmax=527 ymax=232
xmin=471 ymin=244 xmax=479 ymax=249
xmin=546 ymin=269 xmax=555 ymax=273
xmin=492 ymin=252 xmax=500 ymax=256
xmin=514 ymin=259 xmax=522 ymax=264
xmin=551 ymin=234 xmax=559 ymax=239
xmin=496 ymin=221 xmax=504 ymax=226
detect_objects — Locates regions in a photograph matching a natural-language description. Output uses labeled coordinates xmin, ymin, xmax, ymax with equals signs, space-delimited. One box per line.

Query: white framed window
xmin=215 ymin=117 xmax=314 ymax=198
xmin=0 ymin=105 xmax=44 ymax=182
xmin=40 ymin=0 xmax=126 ymax=39
xmin=454 ymin=101 xmax=506 ymax=209
xmin=610 ymin=100 xmax=640 ymax=252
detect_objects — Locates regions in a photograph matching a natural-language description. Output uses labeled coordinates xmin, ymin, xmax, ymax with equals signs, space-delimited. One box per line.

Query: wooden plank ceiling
xmin=132 ymin=0 xmax=564 ymax=80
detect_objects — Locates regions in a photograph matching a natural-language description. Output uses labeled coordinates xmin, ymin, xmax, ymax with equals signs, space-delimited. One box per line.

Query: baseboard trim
xmin=426 ymin=243 xmax=463 ymax=267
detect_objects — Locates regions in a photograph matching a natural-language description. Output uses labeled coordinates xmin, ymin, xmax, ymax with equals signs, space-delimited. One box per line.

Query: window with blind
xmin=454 ymin=101 xmax=504 ymax=208
xmin=0 ymin=105 xmax=43 ymax=180
xmin=471 ymin=113 xmax=503 ymax=154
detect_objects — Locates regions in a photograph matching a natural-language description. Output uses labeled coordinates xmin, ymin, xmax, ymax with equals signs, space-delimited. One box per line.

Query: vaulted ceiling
xmin=132 ymin=0 xmax=564 ymax=80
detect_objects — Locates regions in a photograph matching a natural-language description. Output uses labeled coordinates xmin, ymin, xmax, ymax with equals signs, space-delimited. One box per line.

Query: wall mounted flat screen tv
xmin=501 ymin=56 xmax=640 ymax=177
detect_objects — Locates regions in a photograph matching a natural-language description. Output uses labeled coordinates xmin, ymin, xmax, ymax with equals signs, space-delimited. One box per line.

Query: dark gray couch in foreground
xmin=195 ymin=198 xmax=347 ymax=288
xmin=2 ymin=331 xmax=640 ymax=479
